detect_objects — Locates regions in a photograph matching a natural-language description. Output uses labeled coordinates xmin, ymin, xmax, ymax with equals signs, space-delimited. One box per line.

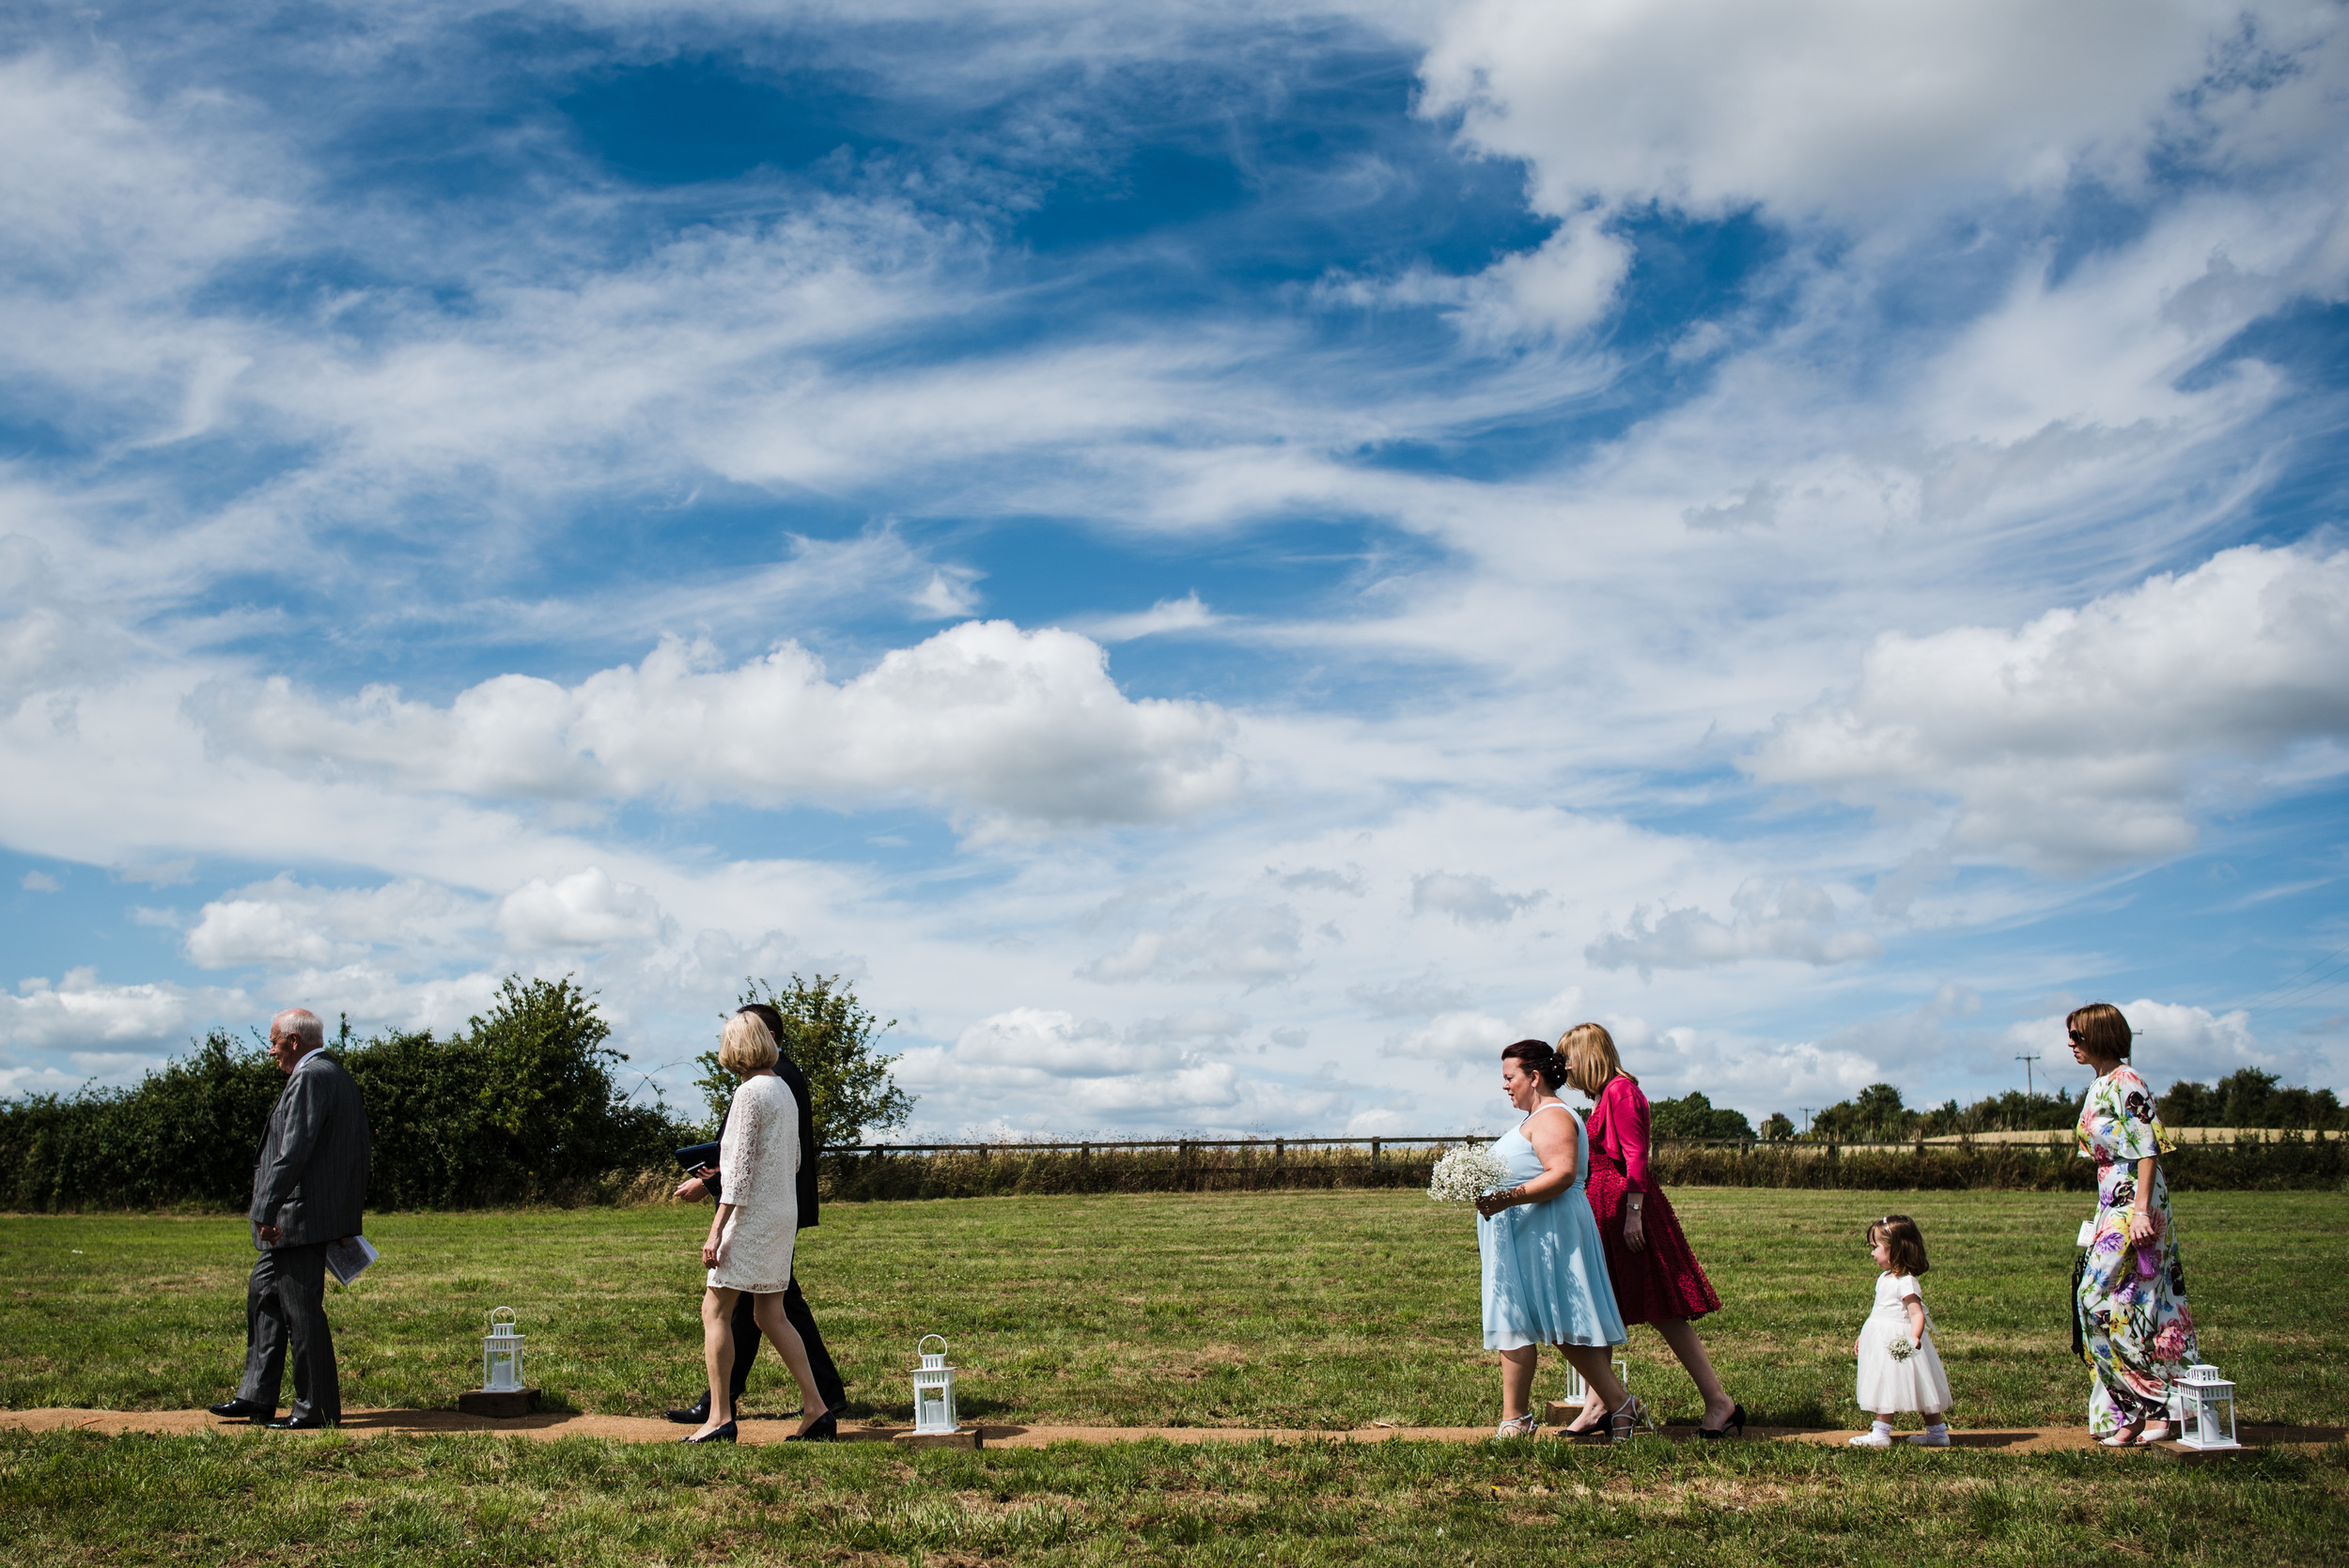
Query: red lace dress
xmin=1583 ymin=1076 xmax=1721 ymax=1323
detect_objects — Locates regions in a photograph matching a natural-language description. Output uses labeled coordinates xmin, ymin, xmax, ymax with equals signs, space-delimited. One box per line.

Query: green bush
xmin=0 ymin=976 xmax=691 ymax=1212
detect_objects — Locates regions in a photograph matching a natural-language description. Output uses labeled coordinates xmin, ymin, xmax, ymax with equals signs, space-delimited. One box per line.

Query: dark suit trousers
xmin=728 ymin=1275 xmax=844 ymax=1411
xmin=238 ymin=1243 xmax=338 ymax=1422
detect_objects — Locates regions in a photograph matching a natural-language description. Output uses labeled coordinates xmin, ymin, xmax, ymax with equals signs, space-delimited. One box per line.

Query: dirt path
xmin=2 ymin=1407 xmax=2337 ymax=1453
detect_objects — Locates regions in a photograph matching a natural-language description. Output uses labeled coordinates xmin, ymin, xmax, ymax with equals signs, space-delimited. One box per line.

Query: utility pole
xmin=1800 ymin=1107 xmax=1814 ymax=1136
xmin=2015 ymin=1053 xmax=2041 ymax=1098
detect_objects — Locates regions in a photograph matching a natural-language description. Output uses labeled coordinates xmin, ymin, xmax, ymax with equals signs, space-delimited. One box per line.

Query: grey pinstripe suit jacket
xmin=248 ymin=1051 xmax=371 ymax=1245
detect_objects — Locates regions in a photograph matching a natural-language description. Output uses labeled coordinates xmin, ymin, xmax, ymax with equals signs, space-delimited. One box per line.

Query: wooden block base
xmin=892 ymin=1427 xmax=983 ymax=1451
xmin=457 ymin=1387 xmax=538 ymax=1419
xmin=1544 ymin=1401 xmax=1587 ymax=1427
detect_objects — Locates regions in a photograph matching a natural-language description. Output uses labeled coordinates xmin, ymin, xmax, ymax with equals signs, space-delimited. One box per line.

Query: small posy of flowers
xmin=1886 ymin=1336 xmax=1915 ymax=1362
xmin=1427 ymin=1142 xmax=1510 ymax=1204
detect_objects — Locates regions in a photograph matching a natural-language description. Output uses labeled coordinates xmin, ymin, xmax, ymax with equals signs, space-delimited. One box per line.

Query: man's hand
xmin=257 ymin=1223 xmax=281 ymax=1246
xmin=674 ymin=1176 xmax=707 ymax=1201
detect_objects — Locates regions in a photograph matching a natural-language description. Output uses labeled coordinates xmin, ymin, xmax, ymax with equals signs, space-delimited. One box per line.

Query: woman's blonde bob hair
xmin=717 ymin=1011 xmax=780 ymax=1075
xmin=1559 ymin=1022 xmax=1638 ymax=1099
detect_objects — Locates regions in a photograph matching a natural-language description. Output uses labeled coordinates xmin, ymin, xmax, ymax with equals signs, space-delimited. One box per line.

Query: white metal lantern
xmin=481 ymin=1307 xmax=526 ymax=1393
xmin=1561 ymin=1357 xmax=1629 ymax=1405
xmin=2167 ymin=1363 xmax=2240 ymax=1451
xmin=911 ymin=1334 xmax=958 ymax=1434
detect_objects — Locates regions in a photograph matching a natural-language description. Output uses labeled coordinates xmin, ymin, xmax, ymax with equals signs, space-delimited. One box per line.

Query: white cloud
xmin=1382 ymin=986 xmax=1584 ymax=1064
xmin=1078 ymin=902 xmax=1305 ymax=986
xmin=495 ymin=868 xmax=670 ymax=953
xmin=1999 ymin=999 xmax=2269 ymax=1089
xmin=187 ymin=876 xmax=486 ymax=969
xmin=1349 ymin=970 xmax=1474 ymax=1018
xmin=941 ymin=1007 xmax=1184 ymax=1078
xmin=20 ymin=870 xmax=59 ymax=893
xmin=1411 ymin=871 xmax=1544 ymax=926
xmin=0 ymin=968 xmax=247 ymax=1057
xmin=1083 ymin=591 xmax=1219 ymax=642
xmin=1747 ymin=545 xmax=2349 ymax=872
xmin=1586 ymin=878 xmax=1882 ymax=976
xmin=1415 ymin=1 xmax=2338 ymax=221
xmin=191 ymin=620 xmax=1243 ymax=831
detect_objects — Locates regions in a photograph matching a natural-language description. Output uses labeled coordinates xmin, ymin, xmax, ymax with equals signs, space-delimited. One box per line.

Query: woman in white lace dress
xmin=685 ymin=1013 xmax=832 ymax=1443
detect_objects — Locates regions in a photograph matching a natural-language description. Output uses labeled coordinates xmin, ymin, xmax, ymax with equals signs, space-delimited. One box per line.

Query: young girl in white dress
xmin=1850 ymin=1214 xmax=1953 ymax=1448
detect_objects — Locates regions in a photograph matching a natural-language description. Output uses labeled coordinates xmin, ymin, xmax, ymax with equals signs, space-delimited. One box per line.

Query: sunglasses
xmin=2067 ymin=1029 xmax=2089 ymax=1045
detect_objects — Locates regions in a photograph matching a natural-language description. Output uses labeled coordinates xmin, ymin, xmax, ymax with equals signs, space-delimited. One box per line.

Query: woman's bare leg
xmin=1566 ymin=1381 xmax=1608 ymax=1433
xmin=696 ymin=1287 xmax=739 ymax=1436
xmin=1499 ymin=1345 xmax=1539 ymax=1422
xmin=1654 ymin=1317 xmax=1735 ymax=1428
xmin=1559 ymin=1344 xmax=1626 ymax=1412
xmin=751 ymin=1292 xmax=830 ymax=1434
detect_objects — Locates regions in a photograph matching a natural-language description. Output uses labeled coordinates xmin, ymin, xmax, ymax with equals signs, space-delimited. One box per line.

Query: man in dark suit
xmin=209 ymin=1007 xmax=370 ymax=1430
xmin=667 ymin=1002 xmax=846 ymax=1426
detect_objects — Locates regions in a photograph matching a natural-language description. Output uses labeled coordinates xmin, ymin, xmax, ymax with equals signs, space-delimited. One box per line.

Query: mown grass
xmin=5 ymin=1188 xmax=2342 ymax=1432
xmin=1 ymin=1428 xmax=2343 ymax=1566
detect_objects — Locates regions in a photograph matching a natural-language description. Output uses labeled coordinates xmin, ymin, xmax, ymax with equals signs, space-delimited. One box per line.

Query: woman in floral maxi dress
xmin=2069 ymin=1002 xmax=2200 ymax=1445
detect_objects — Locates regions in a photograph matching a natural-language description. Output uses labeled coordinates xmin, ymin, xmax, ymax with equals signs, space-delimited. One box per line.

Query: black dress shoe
xmin=664 ymin=1399 xmax=711 ymax=1425
xmin=679 ymin=1421 xmax=737 ymax=1444
xmin=265 ymin=1412 xmax=328 ymax=1431
xmin=1698 ymin=1403 xmax=1748 ymax=1441
xmin=208 ymin=1398 xmax=275 ymax=1421
xmin=785 ymin=1411 xmax=838 ymax=1442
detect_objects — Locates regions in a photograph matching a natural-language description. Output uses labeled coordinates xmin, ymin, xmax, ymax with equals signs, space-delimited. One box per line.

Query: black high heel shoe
xmin=1697 ymin=1403 xmax=1747 ymax=1441
xmin=786 ymin=1410 xmax=838 ymax=1442
xmin=680 ymin=1420 xmax=738 ymax=1444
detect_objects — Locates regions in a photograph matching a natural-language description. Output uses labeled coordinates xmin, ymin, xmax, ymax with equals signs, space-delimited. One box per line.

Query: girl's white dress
xmin=707 ymin=1074 xmax=801 ymax=1295
xmin=1855 ymin=1271 xmax=1952 ymax=1415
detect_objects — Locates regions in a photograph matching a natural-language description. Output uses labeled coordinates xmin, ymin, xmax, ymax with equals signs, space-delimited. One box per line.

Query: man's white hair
xmin=272 ymin=1008 xmax=325 ymax=1051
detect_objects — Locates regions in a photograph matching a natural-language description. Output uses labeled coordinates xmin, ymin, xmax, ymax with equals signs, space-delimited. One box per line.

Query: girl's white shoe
xmin=1847 ymin=1429 xmax=1893 ymax=1448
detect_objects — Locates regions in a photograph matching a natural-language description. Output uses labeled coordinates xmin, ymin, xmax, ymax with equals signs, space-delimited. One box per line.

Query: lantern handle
xmin=490 ymin=1306 xmax=518 ymax=1329
xmin=917 ymin=1333 xmax=948 ymax=1357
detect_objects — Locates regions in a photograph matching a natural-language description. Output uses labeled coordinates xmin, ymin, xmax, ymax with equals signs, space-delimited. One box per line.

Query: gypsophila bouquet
xmin=1427 ymin=1142 xmax=1509 ymax=1204
xmin=1887 ymin=1336 xmax=1915 ymax=1362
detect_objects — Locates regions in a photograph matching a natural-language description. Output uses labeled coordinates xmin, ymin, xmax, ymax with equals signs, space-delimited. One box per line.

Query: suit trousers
xmin=728 ymin=1275 xmax=845 ymax=1411
xmin=238 ymin=1243 xmax=339 ymax=1422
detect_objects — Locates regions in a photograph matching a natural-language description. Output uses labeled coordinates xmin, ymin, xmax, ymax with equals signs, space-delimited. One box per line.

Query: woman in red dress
xmin=1559 ymin=1023 xmax=1743 ymax=1437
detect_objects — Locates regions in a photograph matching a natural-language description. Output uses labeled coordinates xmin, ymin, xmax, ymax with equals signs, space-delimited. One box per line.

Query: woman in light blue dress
xmin=1474 ymin=1039 xmax=1641 ymax=1439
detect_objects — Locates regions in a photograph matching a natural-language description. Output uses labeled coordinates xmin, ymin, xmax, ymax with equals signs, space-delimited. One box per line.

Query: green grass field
xmin=4 ymin=1188 xmax=2341 ymax=1429
xmin=3 ymin=1188 xmax=2344 ymax=1564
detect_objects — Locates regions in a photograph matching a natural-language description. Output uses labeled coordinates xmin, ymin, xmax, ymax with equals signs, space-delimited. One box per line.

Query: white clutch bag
xmin=2077 ymin=1219 xmax=2097 ymax=1248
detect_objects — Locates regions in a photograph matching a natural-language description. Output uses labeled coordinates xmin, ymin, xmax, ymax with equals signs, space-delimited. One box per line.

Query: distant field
xmin=3 ymin=1188 xmax=2340 ymax=1431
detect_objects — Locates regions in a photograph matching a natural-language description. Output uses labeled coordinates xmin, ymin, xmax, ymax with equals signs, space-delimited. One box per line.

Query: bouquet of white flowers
xmin=1887 ymin=1336 xmax=1915 ymax=1363
xmin=1427 ymin=1142 xmax=1510 ymax=1204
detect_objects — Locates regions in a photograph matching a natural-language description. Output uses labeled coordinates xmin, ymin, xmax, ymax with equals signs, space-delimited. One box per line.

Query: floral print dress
xmin=2075 ymin=1066 xmax=2198 ymax=1436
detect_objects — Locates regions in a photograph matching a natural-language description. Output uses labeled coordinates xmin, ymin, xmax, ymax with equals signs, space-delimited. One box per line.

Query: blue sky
xmin=4 ymin=0 xmax=2346 ymax=1138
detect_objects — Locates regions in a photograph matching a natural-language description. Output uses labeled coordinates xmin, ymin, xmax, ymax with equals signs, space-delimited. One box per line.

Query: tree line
xmin=0 ymin=974 xmax=910 ymax=1212
xmin=1773 ymin=1068 xmax=2345 ymax=1146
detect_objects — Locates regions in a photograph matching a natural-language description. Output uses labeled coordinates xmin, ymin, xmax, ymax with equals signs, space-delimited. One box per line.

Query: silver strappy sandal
xmin=1608 ymin=1395 xmax=1654 ymax=1444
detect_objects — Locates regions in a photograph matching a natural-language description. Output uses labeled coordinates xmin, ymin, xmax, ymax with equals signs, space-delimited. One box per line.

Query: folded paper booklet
xmin=675 ymin=1141 xmax=721 ymax=1172
xmin=326 ymin=1235 xmax=379 ymax=1287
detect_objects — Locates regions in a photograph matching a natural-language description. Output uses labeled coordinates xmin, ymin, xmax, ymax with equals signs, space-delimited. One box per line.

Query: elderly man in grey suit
xmin=209 ymin=1008 xmax=370 ymax=1430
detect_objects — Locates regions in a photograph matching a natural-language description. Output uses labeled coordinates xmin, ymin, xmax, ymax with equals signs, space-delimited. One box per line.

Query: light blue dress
xmin=1478 ymin=1103 xmax=1627 ymax=1350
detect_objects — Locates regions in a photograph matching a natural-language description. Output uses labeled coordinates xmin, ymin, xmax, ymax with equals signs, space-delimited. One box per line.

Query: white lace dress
xmin=708 ymin=1073 xmax=801 ymax=1295
xmin=1855 ymin=1271 xmax=1952 ymax=1415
